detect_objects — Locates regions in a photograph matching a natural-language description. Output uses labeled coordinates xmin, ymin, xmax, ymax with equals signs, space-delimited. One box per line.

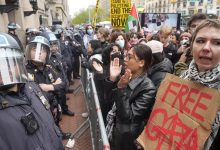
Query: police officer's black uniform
xmin=25 ymin=36 xmax=66 ymax=124
xmin=25 ymin=36 xmax=72 ymax=139
xmin=7 ymin=22 xmax=24 ymax=51
xmin=39 ymin=31 xmax=74 ymax=116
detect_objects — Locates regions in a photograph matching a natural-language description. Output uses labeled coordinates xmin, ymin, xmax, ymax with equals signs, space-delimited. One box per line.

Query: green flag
xmin=125 ymin=4 xmax=138 ymax=33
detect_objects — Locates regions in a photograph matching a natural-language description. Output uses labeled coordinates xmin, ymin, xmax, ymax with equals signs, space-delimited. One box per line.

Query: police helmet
xmin=39 ymin=31 xmax=57 ymax=42
xmin=52 ymin=25 xmax=64 ymax=39
xmin=39 ymin=31 xmax=60 ymax=53
xmin=26 ymin=28 xmax=38 ymax=34
xmin=73 ymin=31 xmax=83 ymax=43
xmin=0 ymin=32 xmax=27 ymax=87
xmin=64 ymin=31 xmax=73 ymax=41
xmin=8 ymin=22 xmax=17 ymax=30
xmin=25 ymin=36 xmax=50 ymax=65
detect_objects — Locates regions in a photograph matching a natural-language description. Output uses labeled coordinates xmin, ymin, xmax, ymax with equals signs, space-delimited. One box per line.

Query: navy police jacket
xmin=0 ymin=82 xmax=63 ymax=150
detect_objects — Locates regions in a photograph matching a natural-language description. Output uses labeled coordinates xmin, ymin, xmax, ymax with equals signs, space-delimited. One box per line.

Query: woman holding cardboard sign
xmin=106 ymin=44 xmax=156 ymax=150
xmin=181 ymin=19 xmax=220 ymax=150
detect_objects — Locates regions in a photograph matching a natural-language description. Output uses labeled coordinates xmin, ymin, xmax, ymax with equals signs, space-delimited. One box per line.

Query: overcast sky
xmin=67 ymin=0 xmax=97 ymax=17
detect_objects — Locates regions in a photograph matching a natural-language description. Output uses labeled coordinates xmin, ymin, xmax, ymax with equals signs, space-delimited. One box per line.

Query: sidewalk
xmin=60 ymin=79 xmax=92 ymax=150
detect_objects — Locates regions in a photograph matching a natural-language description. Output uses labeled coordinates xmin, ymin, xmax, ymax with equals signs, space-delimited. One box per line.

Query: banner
xmin=140 ymin=13 xmax=181 ymax=32
xmin=110 ymin=0 xmax=131 ymax=28
xmin=137 ymin=73 xmax=220 ymax=150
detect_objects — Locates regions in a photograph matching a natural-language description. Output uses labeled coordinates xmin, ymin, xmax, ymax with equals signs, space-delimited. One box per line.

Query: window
xmin=190 ymin=2 xmax=195 ymax=6
xmin=182 ymin=11 xmax=186 ymax=15
xmin=183 ymin=1 xmax=186 ymax=7
xmin=198 ymin=0 xmax=203 ymax=6
xmin=189 ymin=10 xmax=194 ymax=15
xmin=198 ymin=9 xmax=203 ymax=13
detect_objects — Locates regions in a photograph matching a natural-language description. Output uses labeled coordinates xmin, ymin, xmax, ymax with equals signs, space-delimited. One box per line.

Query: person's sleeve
xmin=113 ymin=82 xmax=156 ymax=123
xmin=174 ymin=62 xmax=188 ymax=77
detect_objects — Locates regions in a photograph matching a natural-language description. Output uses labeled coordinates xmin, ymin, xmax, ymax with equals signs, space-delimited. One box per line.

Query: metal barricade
xmin=81 ymin=66 xmax=110 ymax=150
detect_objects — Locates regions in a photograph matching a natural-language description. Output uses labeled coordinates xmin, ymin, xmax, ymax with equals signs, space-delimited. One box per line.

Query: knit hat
xmin=145 ymin=40 xmax=163 ymax=53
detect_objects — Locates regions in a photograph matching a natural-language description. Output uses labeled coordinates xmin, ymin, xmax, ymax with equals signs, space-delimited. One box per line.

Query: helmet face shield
xmin=0 ymin=48 xmax=27 ymax=86
xmin=26 ymin=42 xmax=50 ymax=64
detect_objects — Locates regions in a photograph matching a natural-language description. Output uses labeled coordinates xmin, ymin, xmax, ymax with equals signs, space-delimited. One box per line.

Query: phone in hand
xmin=110 ymin=52 xmax=122 ymax=61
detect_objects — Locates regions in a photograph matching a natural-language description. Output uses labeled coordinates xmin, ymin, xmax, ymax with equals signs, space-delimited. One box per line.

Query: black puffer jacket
xmin=148 ymin=58 xmax=173 ymax=90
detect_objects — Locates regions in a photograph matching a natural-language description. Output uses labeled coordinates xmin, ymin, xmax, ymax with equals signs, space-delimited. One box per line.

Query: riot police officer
xmin=25 ymin=36 xmax=71 ymax=139
xmin=39 ymin=31 xmax=75 ymax=116
xmin=0 ymin=32 xmax=63 ymax=149
xmin=7 ymin=22 xmax=24 ymax=51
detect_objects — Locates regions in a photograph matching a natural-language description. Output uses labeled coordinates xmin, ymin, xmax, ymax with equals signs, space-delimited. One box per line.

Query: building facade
xmin=145 ymin=0 xmax=220 ymax=16
xmin=0 ymin=0 xmax=70 ymax=47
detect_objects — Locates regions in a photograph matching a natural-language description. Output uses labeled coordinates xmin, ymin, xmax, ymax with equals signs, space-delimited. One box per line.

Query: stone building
xmin=0 ymin=0 xmax=70 ymax=47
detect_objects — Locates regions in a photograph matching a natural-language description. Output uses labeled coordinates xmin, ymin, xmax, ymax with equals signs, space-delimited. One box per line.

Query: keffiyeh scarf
xmin=181 ymin=60 xmax=220 ymax=88
xmin=181 ymin=60 xmax=220 ymax=149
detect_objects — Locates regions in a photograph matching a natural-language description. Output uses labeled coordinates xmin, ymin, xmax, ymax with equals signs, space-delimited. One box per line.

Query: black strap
xmin=25 ymin=82 xmax=50 ymax=110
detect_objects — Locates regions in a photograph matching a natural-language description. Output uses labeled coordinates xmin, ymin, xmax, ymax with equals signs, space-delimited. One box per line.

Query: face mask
xmin=115 ymin=39 xmax=125 ymax=49
xmin=87 ymin=29 xmax=93 ymax=35
xmin=181 ymin=39 xmax=189 ymax=47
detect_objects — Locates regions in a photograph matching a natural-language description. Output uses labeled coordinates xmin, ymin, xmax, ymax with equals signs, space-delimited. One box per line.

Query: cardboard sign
xmin=110 ymin=0 xmax=131 ymax=28
xmin=137 ymin=73 xmax=220 ymax=150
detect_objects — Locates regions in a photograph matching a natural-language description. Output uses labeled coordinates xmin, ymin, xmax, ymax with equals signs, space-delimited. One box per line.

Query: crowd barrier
xmin=81 ymin=66 xmax=110 ymax=150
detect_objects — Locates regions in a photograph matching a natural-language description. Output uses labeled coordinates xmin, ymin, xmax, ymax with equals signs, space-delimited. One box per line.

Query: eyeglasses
xmin=124 ymin=53 xmax=139 ymax=61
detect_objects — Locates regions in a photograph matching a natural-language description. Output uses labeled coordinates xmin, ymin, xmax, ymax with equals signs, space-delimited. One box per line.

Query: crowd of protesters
xmin=80 ymin=13 xmax=220 ymax=150
xmin=1 ymin=12 xmax=220 ymax=150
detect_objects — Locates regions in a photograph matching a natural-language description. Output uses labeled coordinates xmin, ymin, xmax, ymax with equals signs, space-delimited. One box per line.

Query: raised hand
xmin=117 ymin=69 xmax=132 ymax=88
xmin=92 ymin=61 xmax=103 ymax=73
xmin=110 ymin=58 xmax=122 ymax=82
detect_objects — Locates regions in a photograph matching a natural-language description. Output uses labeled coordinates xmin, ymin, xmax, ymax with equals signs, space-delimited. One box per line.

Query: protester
xmin=106 ymin=44 xmax=156 ymax=150
xmin=81 ymin=39 xmax=102 ymax=71
xmin=128 ymin=32 xmax=143 ymax=47
xmin=174 ymin=13 xmax=207 ymax=76
xmin=187 ymin=13 xmax=207 ymax=34
xmin=0 ymin=32 xmax=63 ymax=150
xmin=93 ymin=43 xmax=124 ymax=123
xmin=159 ymin=25 xmax=178 ymax=65
xmin=174 ymin=32 xmax=192 ymax=76
xmin=180 ymin=19 xmax=220 ymax=149
xmin=145 ymin=40 xmax=173 ymax=89
xmin=96 ymin=27 xmax=110 ymax=49
xmin=83 ymin=25 xmax=94 ymax=51
xmin=110 ymin=31 xmax=129 ymax=52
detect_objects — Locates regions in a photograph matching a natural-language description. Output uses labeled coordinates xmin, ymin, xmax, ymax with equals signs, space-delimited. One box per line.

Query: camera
xmin=20 ymin=112 xmax=39 ymax=135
